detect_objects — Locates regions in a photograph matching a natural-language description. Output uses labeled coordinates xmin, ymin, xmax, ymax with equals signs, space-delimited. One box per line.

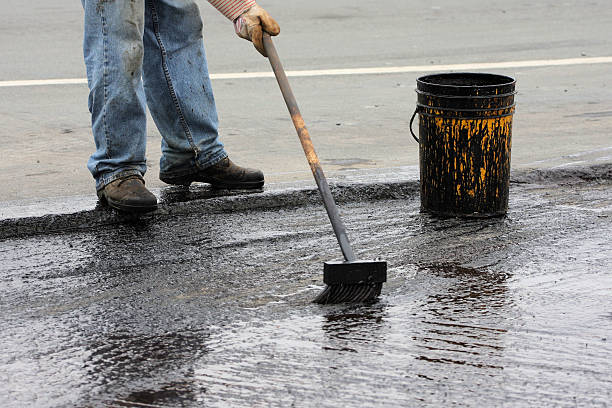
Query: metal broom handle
xmin=263 ymin=33 xmax=357 ymax=263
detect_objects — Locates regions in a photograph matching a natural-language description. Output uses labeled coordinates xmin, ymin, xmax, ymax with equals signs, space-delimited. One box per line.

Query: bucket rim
xmin=415 ymin=89 xmax=516 ymax=99
xmin=416 ymin=72 xmax=516 ymax=89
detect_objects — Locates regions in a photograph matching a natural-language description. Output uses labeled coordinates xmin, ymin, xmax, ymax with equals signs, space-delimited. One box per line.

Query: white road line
xmin=0 ymin=78 xmax=88 ymax=87
xmin=2 ymin=56 xmax=612 ymax=88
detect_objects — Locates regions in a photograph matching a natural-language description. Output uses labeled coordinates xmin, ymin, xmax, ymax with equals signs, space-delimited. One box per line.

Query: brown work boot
xmin=97 ymin=175 xmax=158 ymax=213
xmin=160 ymin=157 xmax=264 ymax=189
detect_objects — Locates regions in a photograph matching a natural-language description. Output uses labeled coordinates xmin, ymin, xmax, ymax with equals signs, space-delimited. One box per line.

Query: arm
xmin=207 ymin=0 xmax=280 ymax=57
xmin=207 ymin=0 xmax=257 ymax=21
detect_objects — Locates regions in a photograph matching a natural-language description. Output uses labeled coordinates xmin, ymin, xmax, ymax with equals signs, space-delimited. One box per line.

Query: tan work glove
xmin=234 ymin=4 xmax=280 ymax=57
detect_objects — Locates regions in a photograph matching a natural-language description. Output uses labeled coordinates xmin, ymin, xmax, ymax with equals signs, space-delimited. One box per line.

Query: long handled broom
xmin=263 ymin=34 xmax=387 ymax=304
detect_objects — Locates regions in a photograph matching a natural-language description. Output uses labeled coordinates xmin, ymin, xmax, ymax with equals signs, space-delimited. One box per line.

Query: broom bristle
xmin=313 ymin=282 xmax=382 ymax=304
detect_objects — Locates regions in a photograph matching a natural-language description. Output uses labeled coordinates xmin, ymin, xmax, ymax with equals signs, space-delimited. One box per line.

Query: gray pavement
xmin=1 ymin=0 xmax=612 ymax=206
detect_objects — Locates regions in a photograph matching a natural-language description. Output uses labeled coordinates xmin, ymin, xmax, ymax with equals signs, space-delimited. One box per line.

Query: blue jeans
xmin=82 ymin=0 xmax=228 ymax=190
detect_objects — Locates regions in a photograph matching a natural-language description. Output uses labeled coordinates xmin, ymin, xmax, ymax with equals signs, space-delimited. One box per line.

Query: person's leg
xmin=82 ymin=0 xmax=157 ymax=211
xmin=142 ymin=0 xmax=263 ymax=189
xmin=82 ymin=0 xmax=149 ymax=189
xmin=142 ymin=0 xmax=226 ymax=178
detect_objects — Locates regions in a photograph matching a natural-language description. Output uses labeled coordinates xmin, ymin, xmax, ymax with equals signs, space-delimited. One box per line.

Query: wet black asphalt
xmin=1 ymin=164 xmax=611 ymax=407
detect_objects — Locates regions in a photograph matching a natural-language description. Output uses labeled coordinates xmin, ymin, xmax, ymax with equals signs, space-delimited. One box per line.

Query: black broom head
xmin=313 ymin=260 xmax=387 ymax=304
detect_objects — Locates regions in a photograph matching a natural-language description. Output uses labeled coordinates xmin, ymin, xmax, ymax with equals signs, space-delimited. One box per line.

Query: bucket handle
xmin=409 ymin=108 xmax=420 ymax=144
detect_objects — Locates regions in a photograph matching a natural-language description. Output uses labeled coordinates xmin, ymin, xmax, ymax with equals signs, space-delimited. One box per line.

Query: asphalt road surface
xmin=1 ymin=165 xmax=611 ymax=407
xmin=0 ymin=0 xmax=611 ymax=203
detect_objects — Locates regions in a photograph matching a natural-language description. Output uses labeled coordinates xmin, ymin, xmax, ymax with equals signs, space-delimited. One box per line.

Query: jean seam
xmin=148 ymin=0 xmax=201 ymax=157
xmin=102 ymin=13 xmax=110 ymax=165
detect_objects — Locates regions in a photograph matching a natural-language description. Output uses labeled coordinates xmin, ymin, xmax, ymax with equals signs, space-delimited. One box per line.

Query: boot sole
xmin=100 ymin=196 xmax=158 ymax=214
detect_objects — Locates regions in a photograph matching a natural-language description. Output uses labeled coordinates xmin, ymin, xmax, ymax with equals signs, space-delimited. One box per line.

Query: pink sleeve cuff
xmin=207 ymin=0 xmax=257 ymax=21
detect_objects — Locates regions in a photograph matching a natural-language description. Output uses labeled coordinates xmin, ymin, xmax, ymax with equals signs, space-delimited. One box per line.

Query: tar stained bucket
xmin=410 ymin=73 xmax=516 ymax=217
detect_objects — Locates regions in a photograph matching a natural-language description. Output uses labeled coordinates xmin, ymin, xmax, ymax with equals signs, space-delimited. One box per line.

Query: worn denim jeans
xmin=82 ymin=0 xmax=227 ymax=190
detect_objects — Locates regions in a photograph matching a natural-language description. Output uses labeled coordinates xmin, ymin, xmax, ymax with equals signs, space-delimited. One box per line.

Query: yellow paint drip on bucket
xmin=409 ymin=73 xmax=516 ymax=217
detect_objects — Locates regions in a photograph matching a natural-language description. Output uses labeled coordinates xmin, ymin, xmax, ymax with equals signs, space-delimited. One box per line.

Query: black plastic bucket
xmin=410 ymin=73 xmax=516 ymax=217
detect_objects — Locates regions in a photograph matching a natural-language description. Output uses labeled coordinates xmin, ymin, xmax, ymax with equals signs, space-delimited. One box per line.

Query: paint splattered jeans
xmin=82 ymin=0 xmax=227 ymax=190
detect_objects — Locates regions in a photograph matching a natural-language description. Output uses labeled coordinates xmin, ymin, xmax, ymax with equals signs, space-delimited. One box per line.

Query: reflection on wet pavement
xmin=1 ymin=172 xmax=611 ymax=407
xmin=413 ymin=264 xmax=510 ymax=372
xmin=88 ymin=330 xmax=208 ymax=407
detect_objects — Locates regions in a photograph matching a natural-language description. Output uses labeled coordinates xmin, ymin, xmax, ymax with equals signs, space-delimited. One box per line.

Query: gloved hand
xmin=234 ymin=4 xmax=280 ymax=57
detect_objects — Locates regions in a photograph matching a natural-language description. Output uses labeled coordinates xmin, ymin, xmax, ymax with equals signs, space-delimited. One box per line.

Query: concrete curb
xmin=510 ymin=162 xmax=612 ymax=184
xmin=0 ymin=163 xmax=610 ymax=240
xmin=0 ymin=181 xmax=420 ymax=240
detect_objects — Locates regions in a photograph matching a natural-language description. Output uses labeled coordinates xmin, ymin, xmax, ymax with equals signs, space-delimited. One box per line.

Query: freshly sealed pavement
xmin=1 ymin=164 xmax=610 ymax=407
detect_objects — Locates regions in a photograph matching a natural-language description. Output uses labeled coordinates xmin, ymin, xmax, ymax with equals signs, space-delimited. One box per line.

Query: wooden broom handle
xmin=263 ymin=33 xmax=356 ymax=263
